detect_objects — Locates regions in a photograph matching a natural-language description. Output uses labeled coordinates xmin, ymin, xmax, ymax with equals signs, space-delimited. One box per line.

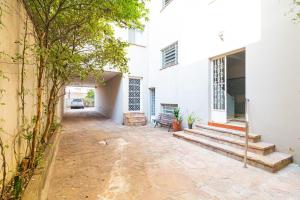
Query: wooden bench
xmin=154 ymin=113 xmax=174 ymax=132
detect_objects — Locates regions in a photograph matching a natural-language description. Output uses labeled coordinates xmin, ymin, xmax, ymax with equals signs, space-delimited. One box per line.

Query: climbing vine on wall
xmin=0 ymin=0 xmax=8 ymax=198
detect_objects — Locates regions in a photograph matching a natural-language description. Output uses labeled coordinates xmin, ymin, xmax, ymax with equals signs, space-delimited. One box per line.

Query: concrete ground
xmin=47 ymin=111 xmax=300 ymax=200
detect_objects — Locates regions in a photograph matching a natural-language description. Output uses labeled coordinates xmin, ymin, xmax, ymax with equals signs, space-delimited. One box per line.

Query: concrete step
xmin=208 ymin=121 xmax=246 ymax=132
xmin=174 ymin=132 xmax=293 ymax=173
xmin=125 ymin=116 xmax=146 ymax=123
xmin=184 ymin=128 xmax=275 ymax=155
xmin=226 ymin=121 xmax=246 ymax=128
xmin=124 ymin=112 xmax=146 ymax=117
xmin=229 ymin=118 xmax=246 ymax=123
xmin=123 ymin=112 xmax=147 ymax=126
xmin=125 ymin=122 xmax=146 ymax=126
xmin=196 ymin=124 xmax=261 ymax=143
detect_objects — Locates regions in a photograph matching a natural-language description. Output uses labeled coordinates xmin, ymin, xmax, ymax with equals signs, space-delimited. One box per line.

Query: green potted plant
xmin=173 ymin=107 xmax=182 ymax=131
xmin=187 ymin=113 xmax=196 ymax=129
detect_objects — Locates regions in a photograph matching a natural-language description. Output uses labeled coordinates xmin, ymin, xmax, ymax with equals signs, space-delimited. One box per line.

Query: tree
xmin=292 ymin=0 xmax=300 ymax=21
xmin=22 ymin=0 xmax=148 ymax=166
xmin=86 ymin=89 xmax=95 ymax=100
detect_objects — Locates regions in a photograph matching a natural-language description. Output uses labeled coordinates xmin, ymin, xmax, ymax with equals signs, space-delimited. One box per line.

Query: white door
xmin=211 ymin=56 xmax=227 ymax=123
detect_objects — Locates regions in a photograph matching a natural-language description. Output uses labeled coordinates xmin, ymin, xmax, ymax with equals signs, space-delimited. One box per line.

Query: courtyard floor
xmin=47 ymin=111 xmax=300 ymax=200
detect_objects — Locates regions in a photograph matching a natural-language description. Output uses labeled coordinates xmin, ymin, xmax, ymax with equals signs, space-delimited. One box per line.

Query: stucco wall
xmin=147 ymin=0 xmax=300 ymax=164
xmin=0 ymin=0 xmax=38 ymax=182
xmin=147 ymin=0 xmax=261 ymax=126
xmin=95 ymin=75 xmax=124 ymax=124
xmin=246 ymin=0 xmax=300 ymax=163
xmin=0 ymin=0 xmax=64 ymax=184
xmin=123 ymin=45 xmax=149 ymax=117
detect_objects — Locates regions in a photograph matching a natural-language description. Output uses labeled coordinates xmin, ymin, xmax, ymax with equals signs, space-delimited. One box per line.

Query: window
xmin=128 ymin=78 xmax=141 ymax=111
xmin=161 ymin=104 xmax=178 ymax=115
xmin=128 ymin=29 xmax=144 ymax=45
xmin=150 ymin=88 xmax=155 ymax=116
xmin=161 ymin=41 xmax=178 ymax=69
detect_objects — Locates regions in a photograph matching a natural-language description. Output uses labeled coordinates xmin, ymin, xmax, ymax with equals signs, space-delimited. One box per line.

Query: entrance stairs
xmin=173 ymin=121 xmax=293 ymax=172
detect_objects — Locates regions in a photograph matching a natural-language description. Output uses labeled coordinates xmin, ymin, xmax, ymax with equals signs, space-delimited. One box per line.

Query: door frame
xmin=127 ymin=76 xmax=143 ymax=113
xmin=149 ymin=87 xmax=156 ymax=123
xmin=210 ymin=56 xmax=227 ymax=123
xmin=209 ymin=48 xmax=246 ymax=123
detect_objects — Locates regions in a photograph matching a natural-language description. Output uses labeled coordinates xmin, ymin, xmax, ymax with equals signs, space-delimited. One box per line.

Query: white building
xmin=93 ymin=0 xmax=300 ymax=166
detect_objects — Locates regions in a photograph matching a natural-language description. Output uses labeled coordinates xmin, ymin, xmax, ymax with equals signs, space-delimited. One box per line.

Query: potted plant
xmin=187 ymin=113 xmax=196 ymax=129
xmin=172 ymin=107 xmax=182 ymax=131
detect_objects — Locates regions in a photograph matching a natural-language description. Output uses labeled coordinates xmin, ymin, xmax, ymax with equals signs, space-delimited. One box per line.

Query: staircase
xmin=123 ymin=112 xmax=147 ymax=126
xmin=173 ymin=122 xmax=293 ymax=172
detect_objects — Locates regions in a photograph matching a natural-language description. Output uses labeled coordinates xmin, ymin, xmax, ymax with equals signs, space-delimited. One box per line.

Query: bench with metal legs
xmin=154 ymin=113 xmax=173 ymax=132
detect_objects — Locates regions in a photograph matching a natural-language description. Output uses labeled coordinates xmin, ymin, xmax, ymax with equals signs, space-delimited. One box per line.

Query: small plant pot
xmin=188 ymin=123 xmax=193 ymax=129
xmin=172 ymin=120 xmax=182 ymax=132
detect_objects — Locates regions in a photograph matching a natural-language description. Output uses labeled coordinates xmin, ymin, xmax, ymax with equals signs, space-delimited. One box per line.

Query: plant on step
xmin=187 ymin=113 xmax=197 ymax=129
xmin=172 ymin=108 xmax=182 ymax=132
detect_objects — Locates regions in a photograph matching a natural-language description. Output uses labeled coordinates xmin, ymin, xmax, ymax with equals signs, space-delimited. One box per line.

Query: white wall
xmin=94 ymin=26 xmax=149 ymax=124
xmin=147 ymin=0 xmax=300 ymax=163
xmin=147 ymin=0 xmax=261 ymax=125
xmin=246 ymin=0 xmax=300 ymax=163
xmin=123 ymin=45 xmax=149 ymax=116
xmin=95 ymin=75 xmax=124 ymax=124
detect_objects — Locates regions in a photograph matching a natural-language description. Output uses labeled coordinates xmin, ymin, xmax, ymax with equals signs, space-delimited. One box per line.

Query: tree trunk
xmin=41 ymin=84 xmax=56 ymax=144
xmin=29 ymin=34 xmax=46 ymax=168
xmin=0 ymin=138 xmax=7 ymax=197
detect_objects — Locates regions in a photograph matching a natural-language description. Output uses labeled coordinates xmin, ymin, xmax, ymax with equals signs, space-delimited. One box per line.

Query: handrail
xmin=243 ymin=98 xmax=250 ymax=168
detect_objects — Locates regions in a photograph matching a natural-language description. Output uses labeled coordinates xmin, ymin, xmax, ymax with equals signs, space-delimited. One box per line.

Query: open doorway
xmin=64 ymin=86 xmax=96 ymax=113
xmin=226 ymin=51 xmax=245 ymax=121
xmin=210 ymin=49 xmax=246 ymax=124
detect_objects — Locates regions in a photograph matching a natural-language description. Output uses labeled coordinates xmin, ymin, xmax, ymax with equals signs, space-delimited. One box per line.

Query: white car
xmin=70 ymin=98 xmax=85 ymax=109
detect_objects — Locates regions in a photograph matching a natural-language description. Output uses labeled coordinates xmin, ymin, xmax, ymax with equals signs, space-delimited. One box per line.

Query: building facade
xmin=95 ymin=0 xmax=300 ymax=164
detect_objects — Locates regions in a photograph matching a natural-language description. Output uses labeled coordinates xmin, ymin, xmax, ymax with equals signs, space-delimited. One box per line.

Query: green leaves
xmin=22 ymin=0 xmax=148 ymax=150
xmin=22 ymin=0 xmax=148 ymax=87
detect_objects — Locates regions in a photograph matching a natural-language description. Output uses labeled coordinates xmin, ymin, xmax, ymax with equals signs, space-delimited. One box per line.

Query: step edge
xmin=196 ymin=124 xmax=261 ymax=139
xmin=174 ymin=132 xmax=291 ymax=168
xmin=208 ymin=121 xmax=246 ymax=131
xmin=185 ymin=129 xmax=275 ymax=151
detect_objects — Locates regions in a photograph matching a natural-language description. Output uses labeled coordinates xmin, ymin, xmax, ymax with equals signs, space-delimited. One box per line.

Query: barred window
xmin=161 ymin=104 xmax=178 ymax=115
xmin=161 ymin=42 xmax=178 ymax=69
xmin=128 ymin=78 xmax=141 ymax=111
xmin=150 ymin=88 xmax=155 ymax=116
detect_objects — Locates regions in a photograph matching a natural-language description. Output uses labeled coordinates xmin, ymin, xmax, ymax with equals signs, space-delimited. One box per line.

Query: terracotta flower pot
xmin=172 ymin=120 xmax=182 ymax=132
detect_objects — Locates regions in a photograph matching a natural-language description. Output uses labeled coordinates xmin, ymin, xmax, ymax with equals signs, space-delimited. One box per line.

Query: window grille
xmin=150 ymin=88 xmax=155 ymax=116
xmin=213 ymin=58 xmax=225 ymax=110
xmin=128 ymin=78 xmax=141 ymax=111
xmin=161 ymin=42 xmax=178 ymax=69
xmin=161 ymin=104 xmax=177 ymax=115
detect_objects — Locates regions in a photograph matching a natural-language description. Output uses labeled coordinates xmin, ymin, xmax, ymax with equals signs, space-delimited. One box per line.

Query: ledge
xmin=128 ymin=43 xmax=147 ymax=48
xmin=22 ymin=127 xmax=62 ymax=200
